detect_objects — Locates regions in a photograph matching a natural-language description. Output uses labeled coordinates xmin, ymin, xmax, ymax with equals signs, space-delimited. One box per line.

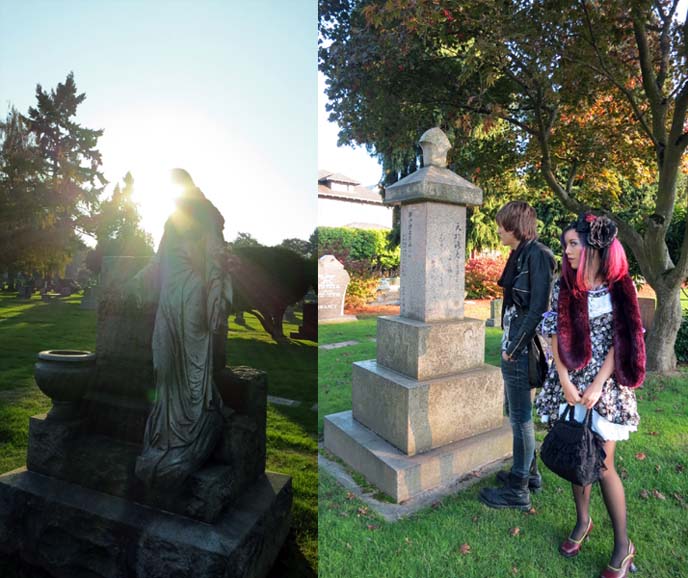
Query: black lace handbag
xmin=540 ymin=405 xmax=607 ymax=486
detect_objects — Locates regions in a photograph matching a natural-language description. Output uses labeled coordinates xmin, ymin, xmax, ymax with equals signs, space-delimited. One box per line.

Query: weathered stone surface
xmin=351 ymin=360 xmax=504 ymax=456
xmin=27 ymin=371 xmax=268 ymax=524
xmin=318 ymin=255 xmax=354 ymax=322
xmin=398 ymin=203 xmax=466 ymax=322
xmin=376 ymin=316 xmax=485 ymax=380
xmin=324 ymin=411 xmax=512 ymax=503
xmin=485 ymin=298 xmax=503 ymax=328
xmin=384 ymin=165 xmax=483 ymax=207
xmin=0 ymin=468 xmax=292 ymax=578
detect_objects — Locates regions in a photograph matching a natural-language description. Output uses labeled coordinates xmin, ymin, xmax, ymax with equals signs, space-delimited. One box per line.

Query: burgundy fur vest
xmin=557 ymin=274 xmax=646 ymax=389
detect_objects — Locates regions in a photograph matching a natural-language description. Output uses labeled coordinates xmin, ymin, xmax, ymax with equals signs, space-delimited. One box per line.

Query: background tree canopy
xmin=320 ymin=0 xmax=688 ymax=372
xmin=0 ymin=73 xmax=106 ymax=280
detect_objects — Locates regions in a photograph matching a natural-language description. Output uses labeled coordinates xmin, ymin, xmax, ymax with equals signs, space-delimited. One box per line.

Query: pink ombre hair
xmin=561 ymin=228 xmax=628 ymax=295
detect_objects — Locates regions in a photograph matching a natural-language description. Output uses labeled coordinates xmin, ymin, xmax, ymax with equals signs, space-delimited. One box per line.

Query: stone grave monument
xmin=324 ymin=128 xmax=511 ymax=503
xmin=318 ymin=255 xmax=356 ymax=323
xmin=0 ymin=250 xmax=292 ymax=573
xmin=485 ymin=298 xmax=503 ymax=328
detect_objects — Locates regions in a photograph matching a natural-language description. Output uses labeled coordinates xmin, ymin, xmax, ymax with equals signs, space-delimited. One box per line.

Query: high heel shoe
xmin=558 ymin=518 xmax=593 ymax=558
xmin=599 ymin=542 xmax=637 ymax=578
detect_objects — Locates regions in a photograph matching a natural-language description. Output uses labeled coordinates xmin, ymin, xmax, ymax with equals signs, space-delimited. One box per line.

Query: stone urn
xmin=34 ymin=349 xmax=96 ymax=419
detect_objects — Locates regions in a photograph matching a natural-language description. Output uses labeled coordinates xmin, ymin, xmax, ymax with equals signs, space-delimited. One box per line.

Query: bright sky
xmin=318 ymin=72 xmax=383 ymax=188
xmin=0 ymin=0 xmax=316 ymax=249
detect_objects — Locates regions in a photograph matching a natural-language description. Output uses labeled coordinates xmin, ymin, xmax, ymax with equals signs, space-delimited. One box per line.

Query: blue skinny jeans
xmin=501 ymin=348 xmax=536 ymax=479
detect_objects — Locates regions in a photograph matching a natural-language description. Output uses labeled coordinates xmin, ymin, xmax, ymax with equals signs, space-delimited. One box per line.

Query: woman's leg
xmin=569 ymin=483 xmax=592 ymax=539
xmin=598 ymin=440 xmax=630 ymax=566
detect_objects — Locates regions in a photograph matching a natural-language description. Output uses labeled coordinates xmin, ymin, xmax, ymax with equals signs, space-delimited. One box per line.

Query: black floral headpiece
xmin=575 ymin=213 xmax=617 ymax=249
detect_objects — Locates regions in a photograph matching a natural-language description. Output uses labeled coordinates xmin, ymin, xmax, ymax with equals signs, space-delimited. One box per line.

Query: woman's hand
xmin=501 ymin=351 xmax=513 ymax=363
xmin=561 ymin=379 xmax=582 ymax=405
xmin=580 ymin=381 xmax=603 ymax=410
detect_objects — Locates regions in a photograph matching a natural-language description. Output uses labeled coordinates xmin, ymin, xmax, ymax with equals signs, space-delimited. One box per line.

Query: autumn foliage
xmin=465 ymin=254 xmax=506 ymax=299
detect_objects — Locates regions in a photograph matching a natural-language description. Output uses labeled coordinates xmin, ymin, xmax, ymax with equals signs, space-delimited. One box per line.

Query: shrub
xmin=675 ymin=307 xmax=688 ymax=363
xmin=318 ymin=226 xmax=400 ymax=273
xmin=344 ymin=262 xmax=381 ymax=309
xmin=465 ymin=254 xmax=506 ymax=299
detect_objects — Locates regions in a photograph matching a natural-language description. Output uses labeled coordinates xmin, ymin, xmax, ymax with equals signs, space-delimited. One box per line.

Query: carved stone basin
xmin=34 ymin=349 xmax=96 ymax=419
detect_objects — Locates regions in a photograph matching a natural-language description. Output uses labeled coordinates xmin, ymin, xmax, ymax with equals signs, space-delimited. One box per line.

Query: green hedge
xmin=317 ymin=227 xmax=399 ymax=271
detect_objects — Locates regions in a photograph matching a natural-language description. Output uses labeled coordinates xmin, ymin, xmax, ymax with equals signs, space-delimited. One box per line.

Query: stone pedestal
xmin=0 ymin=468 xmax=292 ymax=578
xmin=324 ymin=128 xmax=512 ymax=503
xmin=486 ymin=298 xmax=503 ymax=328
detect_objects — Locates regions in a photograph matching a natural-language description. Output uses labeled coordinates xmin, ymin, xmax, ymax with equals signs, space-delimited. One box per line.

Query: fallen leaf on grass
xmin=367 ymin=524 xmax=379 ymax=531
xmin=404 ymin=537 xmax=412 ymax=546
xmin=458 ymin=543 xmax=471 ymax=555
xmin=676 ymin=464 xmax=685 ymax=473
xmin=635 ymin=452 xmax=646 ymax=460
xmin=526 ymin=507 xmax=537 ymax=515
xmin=620 ymin=468 xmax=629 ymax=479
xmin=509 ymin=527 xmax=520 ymax=536
xmin=512 ymin=566 xmax=519 ymax=574
xmin=345 ymin=491 xmax=355 ymax=500
xmin=655 ymin=464 xmax=662 ymax=473
xmin=471 ymin=515 xmax=479 ymax=523
xmin=653 ymin=489 xmax=666 ymax=500
xmin=639 ymin=489 xmax=649 ymax=499
xmin=357 ymin=506 xmax=369 ymax=517
xmin=346 ymin=542 xmax=352 ymax=550
xmin=647 ymin=431 xmax=659 ymax=436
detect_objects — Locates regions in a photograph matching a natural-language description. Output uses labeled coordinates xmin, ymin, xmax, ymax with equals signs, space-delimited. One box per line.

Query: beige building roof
xmin=318 ymin=169 xmax=383 ymax=206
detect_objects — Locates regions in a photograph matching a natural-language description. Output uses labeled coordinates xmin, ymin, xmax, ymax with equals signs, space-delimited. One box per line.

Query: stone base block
xmin=324 ymin=411 xmax=512 ymax=503
xmin=27 ymin=408 xmax=266 ymax=524
xmin=376 ymin=316 xmax=484 ymax=380
xmin=352 ymin=360 xmax=504 ymax=455
xmin=0 ymin=468 xmax=291 ymax=578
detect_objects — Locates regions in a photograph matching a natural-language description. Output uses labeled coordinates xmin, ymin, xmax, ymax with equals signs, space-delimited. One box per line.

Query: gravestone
xmin=485 ymin=298 xmax=503 ymax=328
xmin=318 ymin=255 xmax=356 ymax=323
xmin=324 ymin=128 xmax=511 ymax=503
xmin=0 ymin=255 xmax=292 ymax=577
xmin=637 ymin=297 xmax=655 ymax=332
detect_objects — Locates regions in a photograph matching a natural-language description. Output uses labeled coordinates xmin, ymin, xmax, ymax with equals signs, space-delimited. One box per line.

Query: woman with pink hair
xmin=536 ymin=214 xmax=644 ymax=578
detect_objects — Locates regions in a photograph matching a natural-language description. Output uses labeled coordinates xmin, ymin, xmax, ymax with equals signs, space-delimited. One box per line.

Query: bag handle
xmin=563 ymin=404 xmax=595 ymax=429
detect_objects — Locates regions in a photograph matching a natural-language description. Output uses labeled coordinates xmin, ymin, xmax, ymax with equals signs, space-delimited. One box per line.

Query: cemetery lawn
xmin=318 ymin=319 xmax=688 ymax=578
xmin=0 ymin=293 xmax=317 ymax=578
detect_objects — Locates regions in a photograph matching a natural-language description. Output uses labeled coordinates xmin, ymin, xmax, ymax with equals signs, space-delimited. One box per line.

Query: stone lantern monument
xmin=324 ymin=128 xmax=511 ymax=502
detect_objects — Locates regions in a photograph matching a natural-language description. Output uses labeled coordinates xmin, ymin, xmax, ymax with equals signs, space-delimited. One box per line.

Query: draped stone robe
xmin=132 ymin=198 xmax=232 ymax=489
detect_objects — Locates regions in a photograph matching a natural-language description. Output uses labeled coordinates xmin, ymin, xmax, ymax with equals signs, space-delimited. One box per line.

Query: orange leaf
xmin=635 ymin=452 xmax=646 ymax=460
xmin=459 ymin=543 xmax=471 ymax=555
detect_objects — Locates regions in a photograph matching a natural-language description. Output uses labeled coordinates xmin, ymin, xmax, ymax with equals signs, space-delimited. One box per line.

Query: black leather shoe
xmin=479 ymin=474 xmax=532 ymax=511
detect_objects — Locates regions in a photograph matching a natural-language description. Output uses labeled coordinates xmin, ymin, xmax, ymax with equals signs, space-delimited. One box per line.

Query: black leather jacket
xmin=502 ymin=239 xmax=556 ymax=358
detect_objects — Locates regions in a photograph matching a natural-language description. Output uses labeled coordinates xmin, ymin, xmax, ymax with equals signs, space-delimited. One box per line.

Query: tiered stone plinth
xmin=0 ymin=467 xmax=291 ymax=578
xmin=323 ymin=127 xmax=512 ymax=504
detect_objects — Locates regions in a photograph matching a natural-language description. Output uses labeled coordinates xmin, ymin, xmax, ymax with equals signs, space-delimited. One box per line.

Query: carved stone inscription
xmin=318 ymin=255 xmax=350 ymax=320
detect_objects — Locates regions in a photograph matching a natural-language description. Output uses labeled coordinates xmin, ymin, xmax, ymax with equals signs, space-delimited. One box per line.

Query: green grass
xmin=0 ymin=292 xmax=316 ymax=577
xmin=318 ymin=317 xmax=688 ymax=578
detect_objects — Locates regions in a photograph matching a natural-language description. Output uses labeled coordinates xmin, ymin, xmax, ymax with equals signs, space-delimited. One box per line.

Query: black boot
xmin=479 ymin=473 xmax=532 ymax=511
xmin=495 ymin=452 xmax=542 ymax=491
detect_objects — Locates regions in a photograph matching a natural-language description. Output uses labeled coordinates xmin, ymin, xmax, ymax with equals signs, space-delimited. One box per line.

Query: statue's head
xmin=171 ymin=168 xmax=204 ymax=200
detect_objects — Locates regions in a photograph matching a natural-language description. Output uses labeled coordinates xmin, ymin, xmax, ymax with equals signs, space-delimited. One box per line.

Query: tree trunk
xmin=644 ymin=283 xmax=682 ymax=373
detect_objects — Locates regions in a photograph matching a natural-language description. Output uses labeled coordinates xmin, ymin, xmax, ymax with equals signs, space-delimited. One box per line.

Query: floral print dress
xmin=535 ymin=278 xmax=640 ymax=441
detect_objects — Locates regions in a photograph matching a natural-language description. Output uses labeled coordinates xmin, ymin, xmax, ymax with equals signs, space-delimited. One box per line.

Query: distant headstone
xmin=318 ymin=255 xmax=356 ymax=323
xmin=486 ymin=298 xmax=503 ymax=328
xmin=637 ymin=297 xmax=655 ymax=332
